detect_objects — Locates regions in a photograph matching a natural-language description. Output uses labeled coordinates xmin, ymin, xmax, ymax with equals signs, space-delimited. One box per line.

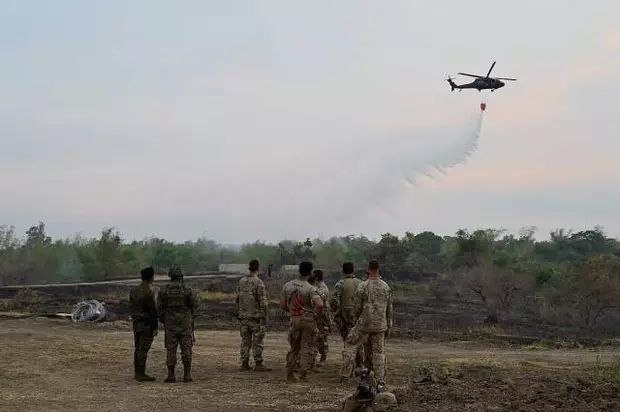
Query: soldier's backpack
xmin=163 ymin=283 xmax=192 ymax=312
xmin=340 ymin=278 xmax=359 ymax=323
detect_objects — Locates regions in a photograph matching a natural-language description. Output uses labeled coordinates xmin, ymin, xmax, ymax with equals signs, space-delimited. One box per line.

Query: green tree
xmin=239 ymin=242 xmax=280 ymax=268
xmin=18 ymin=222 xmax=56 ymax=284
xmin=0 ymin=225 xmax=21 ymax=285
xmin=313 ymin=238 xmax=347 ymax=273
xmin=25 ymin=222 xmax=52 ymax=248
xmin=145 ymin=238 xmax=179 ymax=271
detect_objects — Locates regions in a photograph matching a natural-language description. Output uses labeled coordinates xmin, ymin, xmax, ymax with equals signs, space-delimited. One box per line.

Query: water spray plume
xmin=242 ymin=109 xmax=486 ymax=229
xmin=401 ymin=110 xmax=484 ymax=183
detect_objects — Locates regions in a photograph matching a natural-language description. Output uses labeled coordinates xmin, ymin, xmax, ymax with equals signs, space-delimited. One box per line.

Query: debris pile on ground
xmin=71 ymin=300 xmax=107 ymax=322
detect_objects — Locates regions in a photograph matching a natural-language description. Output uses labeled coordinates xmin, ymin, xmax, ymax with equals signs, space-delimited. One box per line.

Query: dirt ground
xmin=1 ymin=318 xmax=620 ymax=412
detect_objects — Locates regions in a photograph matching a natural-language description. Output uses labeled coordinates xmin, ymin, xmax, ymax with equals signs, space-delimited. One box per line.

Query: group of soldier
xmin=278 ymin=260 xmax=393 ymax=388
xmin=129 ymin=259 xmax=393 ymax=391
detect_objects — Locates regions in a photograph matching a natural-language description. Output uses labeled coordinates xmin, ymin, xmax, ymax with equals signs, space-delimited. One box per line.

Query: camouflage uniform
xmin=281 ymin=278 xmax=321 ymax=379
xmin=236 ymin=272 xmax=268 ymax=367
xmin=157 ymin=276 xmax=199 ymax=382
xmin=330 ymin=275 xmax=362 ymax=341
xmin=341 ymin=278 xmax=393 ymax=384
xmin=314 ymin=281 xmax=331 ymax=361
xmin=129 ymin=282 xmax=158 ymax=379
xmin=330 ymin=275 xmax=363 ymax=365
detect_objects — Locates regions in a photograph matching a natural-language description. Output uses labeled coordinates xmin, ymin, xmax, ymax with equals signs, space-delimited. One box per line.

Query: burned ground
xmin=1 ymin=274 xmax=614 ymax=342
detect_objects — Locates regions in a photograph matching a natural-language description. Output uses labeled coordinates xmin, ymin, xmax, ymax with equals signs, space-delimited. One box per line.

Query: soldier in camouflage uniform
xmin=129 ymin=267 xmax=158 ymax=382
xmin=340 ymin=260 xmax=393 ymax=387
xmin=157 ymin=265 xmax=199 ymax=383
xmin=312 ymin=269 xmax=331 ymax=366
xmin=236 ymin=259 xmax=271 ymax=372
xmin=280 ymin=261 xmax=324 ymax=382
xmin=330 ymin=262 xmax=363 ymax=366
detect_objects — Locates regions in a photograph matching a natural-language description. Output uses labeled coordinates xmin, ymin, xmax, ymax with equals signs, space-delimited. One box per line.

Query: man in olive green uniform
xmin=280 ymin=261 xmax=324 ymax=382
xmin=236 ymin=259 xmax=271 ymax=371
xmin=341 ymin=260 xmax=393 ymax=387
xmin=129 ymin=266 xmax=158 ymax=382
xmin=157 ymin=265 xmax=199 ymax=383
xmin=312 ymin=269 xmax=331 ymax=366
xmin=330 ymin=262 xmax=363 ymax=366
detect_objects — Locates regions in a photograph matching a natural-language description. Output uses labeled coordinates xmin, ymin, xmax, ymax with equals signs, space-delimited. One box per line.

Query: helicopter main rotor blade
xmin=486 ymin=61 xmax=496 ymax=77
xmin=496 ymin=77 xmax=517 ymax=81
xmin=458 ymin=72 xmax=484 ymax=78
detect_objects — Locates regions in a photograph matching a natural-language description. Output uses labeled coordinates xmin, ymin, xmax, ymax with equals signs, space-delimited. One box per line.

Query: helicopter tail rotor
xmin=446 ymin=76 xmax=457 ymax=91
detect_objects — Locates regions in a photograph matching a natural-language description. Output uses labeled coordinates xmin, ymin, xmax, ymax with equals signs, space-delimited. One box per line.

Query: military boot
xmin=239 ymin=360 xmax=251 ymax=371
xmin=135 ymin=366 xmax=156 ymax=382
xmin=253 ymin=361 xmax=272 ymax=372
xmin=183 ymin=362 xmax=193 ymax=382
xmin=164 ymin=366 xmax=176 ymax=383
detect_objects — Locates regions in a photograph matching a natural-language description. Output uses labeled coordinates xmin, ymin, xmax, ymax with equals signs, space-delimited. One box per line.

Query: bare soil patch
xmin=1 ymin=318 xmax=619 ymax=411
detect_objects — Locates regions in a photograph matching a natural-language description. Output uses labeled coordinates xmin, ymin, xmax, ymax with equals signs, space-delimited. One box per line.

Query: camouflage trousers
xmin=336 ymin=317 xmax=354 ymax=342
xmin=313 ymin=314 xmax=331 ymax=359
xmin=335 ymin=317 xmax=364 ymax=368
xmin=133 ymin=331 xmax=154 ymax=368
xmin=286 ymin=317 xmax=317 ymax=374
xmin=240 ymin=318 xmax=265 ymax=363
xmin=315 ymin=328 xmax=329 ymax=357
xmin=165 ymin=332 xmax=193 ymax=366
xmin=341 ymin=326 xmax=386 ymax=383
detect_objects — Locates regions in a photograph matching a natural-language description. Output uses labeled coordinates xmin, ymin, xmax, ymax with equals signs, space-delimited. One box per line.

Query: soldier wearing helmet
xmin=157 ymin=265 xmax=199 ymax=383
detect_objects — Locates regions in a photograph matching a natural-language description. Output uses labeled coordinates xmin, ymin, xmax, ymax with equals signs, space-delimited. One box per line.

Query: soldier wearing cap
xmin=157 ymin=265 xmax=199 ymax=383
xmin=340 ymin=260 xmax=393 ymax=388
xmin=280 ymin=261 xmax=324 ymax=382
xmin=129 ymin=266 xmax=158 ymax=381
xmin=330 ymin=262 xmax=363 ymax=367
xmin=236 ymin=259 xmax=271 ymax=372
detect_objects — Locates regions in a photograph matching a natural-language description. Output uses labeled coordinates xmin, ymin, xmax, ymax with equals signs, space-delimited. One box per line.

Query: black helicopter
xmin=447 ymin=61 xmax=516 ymax=92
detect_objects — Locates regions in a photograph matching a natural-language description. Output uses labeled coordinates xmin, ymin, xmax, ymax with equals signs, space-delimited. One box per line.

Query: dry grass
xmin=14 ymin=288 xmax=43 ymax=307
xmin=591 ymin=354 xmax=620 ymax=383
xmin=198 ymin=291 xmax=236 ymax=302
xmin=0 ymin=298 xmax=19 ymax=312
xmin=465 ymin=324 xmax=507 ymax=337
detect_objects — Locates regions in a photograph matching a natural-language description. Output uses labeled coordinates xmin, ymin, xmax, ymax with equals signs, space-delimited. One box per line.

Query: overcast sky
xmin=1 ymin=1 xmax=619 ymax=243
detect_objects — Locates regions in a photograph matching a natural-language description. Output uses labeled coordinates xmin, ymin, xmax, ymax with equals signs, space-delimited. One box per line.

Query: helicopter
xmin=446 ymin=61 xmax=516 ymax=92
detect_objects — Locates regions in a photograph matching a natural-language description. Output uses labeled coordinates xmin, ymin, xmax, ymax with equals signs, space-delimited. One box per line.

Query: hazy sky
xmin=2 ymin=1 xmax=619 ymax=243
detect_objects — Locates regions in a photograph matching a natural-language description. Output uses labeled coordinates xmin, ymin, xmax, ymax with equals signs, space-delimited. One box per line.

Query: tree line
xmin=1 ymin=222 xmax=619 ymax=329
